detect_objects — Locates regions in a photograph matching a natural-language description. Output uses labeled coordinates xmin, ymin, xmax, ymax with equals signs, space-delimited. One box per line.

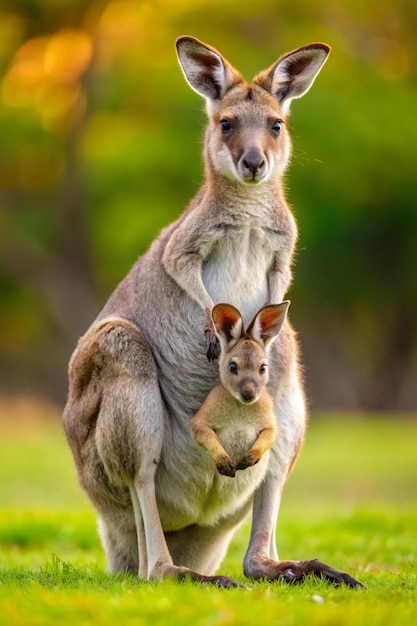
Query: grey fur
xmin=63 ymin=36 xmax=363 ymax=588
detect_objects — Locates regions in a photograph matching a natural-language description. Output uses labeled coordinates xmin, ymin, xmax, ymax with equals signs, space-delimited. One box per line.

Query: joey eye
xmin=259 ymin=364 xmax=268 ymax=375
xmin=228 ymin=361 xmax=238 ymax=375
xmin=271 ymin=120 xmax=282 ymax=135
xmin=220 ymin=119 xmax=232 ymax=134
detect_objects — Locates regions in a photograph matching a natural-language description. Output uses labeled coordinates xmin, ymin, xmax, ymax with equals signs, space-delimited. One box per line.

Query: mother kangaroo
xmin=63 ymin=36 xmax=362 ymax=588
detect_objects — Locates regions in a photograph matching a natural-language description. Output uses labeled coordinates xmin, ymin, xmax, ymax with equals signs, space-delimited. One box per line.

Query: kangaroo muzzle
xmin=239 ymin=147 xmax=266 ymax=182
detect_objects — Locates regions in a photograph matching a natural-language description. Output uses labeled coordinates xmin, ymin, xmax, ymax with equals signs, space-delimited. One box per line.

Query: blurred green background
xmin=0 ymin=0 xmax=416 ymax=411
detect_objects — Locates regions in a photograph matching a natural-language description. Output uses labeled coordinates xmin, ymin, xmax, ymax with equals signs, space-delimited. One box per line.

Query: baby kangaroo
xmin=190 ymin=302 xmax=289 ymax=478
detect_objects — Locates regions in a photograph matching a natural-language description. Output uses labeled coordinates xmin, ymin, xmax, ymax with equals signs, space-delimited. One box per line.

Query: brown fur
xmin=190 ymin=303 xmax=288 ymax=477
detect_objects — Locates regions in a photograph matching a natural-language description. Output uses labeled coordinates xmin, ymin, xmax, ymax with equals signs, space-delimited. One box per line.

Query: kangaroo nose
xmin=239 ymin=380 xmax=256 ymax=403
xmin=241 ymin=148 xmax=265 ymax=178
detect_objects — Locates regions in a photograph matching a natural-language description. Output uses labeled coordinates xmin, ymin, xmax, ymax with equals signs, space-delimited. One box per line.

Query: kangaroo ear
xmin=247 ymin=301 xmax=290 ymax=349
xmin=176 ymin=36 xmax=243 ymax=103
xmin=254 ymin=43 xmax=330 ymax=114
xmin=212 ymin=303 xmax=244 ymax=347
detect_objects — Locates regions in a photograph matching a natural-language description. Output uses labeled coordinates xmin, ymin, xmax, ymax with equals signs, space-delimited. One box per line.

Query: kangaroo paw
xmin=205 ymin=333 xmax=220 ymax=361
xmin=203 ymin=308 xmax=219 ymax=361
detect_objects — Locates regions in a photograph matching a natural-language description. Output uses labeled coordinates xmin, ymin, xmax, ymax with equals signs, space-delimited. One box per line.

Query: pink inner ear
xmin=286 ymin=55 xmax=312 ymax=76
xmin=259 ymin=309 xmax=280 ymax=335
xmin=193 ymin=51 xmax=220 ymax=71
xmin=219 ymin=311 xmax=240 ymax=338
xmin=213 ymin=304 xmax=241 ymax=341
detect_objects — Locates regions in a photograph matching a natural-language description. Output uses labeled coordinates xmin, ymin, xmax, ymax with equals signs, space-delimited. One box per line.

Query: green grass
xmin=0 ymin=399 xmax=416 ymax=625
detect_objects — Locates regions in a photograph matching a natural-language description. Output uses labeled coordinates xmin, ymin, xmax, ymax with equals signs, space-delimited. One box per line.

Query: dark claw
xmin=236 ymin=456 xmax=259 ymax=471
xmin=280 ymin=567 xmax=298 ymax=583
xmin=343 ymin=573 xmax=366 ymax=588
xmin=178 ymin=569 xmax=247 ymax=589
xmin=325 ymin=571 xmax=365 ymax=588
xmin=217 ymin=458 xmax=236 ymax=477
xmin=300 ymin=559 xmax=366 ymax=589
xmin=210 ymin=575 xmax=247 ymax=589
xmin=218 ymin=467 xmax=236 ymax=478
xmin=205 ymin=332 xmax=220 ymax=361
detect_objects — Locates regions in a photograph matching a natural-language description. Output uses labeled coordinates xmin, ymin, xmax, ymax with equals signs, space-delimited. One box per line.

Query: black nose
xmin=241 ymin=390 xmax=255 ymax=402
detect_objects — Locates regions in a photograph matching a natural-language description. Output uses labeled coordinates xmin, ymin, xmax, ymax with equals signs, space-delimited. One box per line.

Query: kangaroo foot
xmin=152 ymin=562 xmax=246 ymax=588
xmin=244 ymin=557 xmax=365 ymax=588
xmin=179 ymin=570 xmax=246 ymax=588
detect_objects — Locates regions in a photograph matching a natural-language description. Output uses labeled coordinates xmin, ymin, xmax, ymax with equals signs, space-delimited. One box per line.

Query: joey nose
xmin=239 ymin=380 xmax=256 ymax=403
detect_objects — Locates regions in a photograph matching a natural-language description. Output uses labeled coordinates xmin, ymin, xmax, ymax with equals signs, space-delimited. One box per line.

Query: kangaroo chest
xmin=201 ymin=222 xmax=278 ymax=322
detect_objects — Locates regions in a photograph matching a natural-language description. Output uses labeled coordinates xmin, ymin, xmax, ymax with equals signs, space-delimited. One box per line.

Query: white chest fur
xmin=202 ymin=223 xmax=275 ymax=323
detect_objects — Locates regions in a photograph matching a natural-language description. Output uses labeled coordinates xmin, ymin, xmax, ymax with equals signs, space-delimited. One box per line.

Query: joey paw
xmin=216 ymin=457 xmax=236 ymax=477
xmin=236 ymin=452 xmax=261 ymax=471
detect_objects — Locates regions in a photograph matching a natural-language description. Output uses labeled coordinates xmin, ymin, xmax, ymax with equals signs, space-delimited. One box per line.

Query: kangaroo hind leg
xmin=88 ymin=317 xmax=170 ymax=579
xmin=68 ymin=317 xmax=245 ymax=587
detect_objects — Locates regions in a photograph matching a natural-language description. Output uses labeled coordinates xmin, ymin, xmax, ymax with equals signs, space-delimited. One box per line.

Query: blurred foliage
xmin=0 ymin=0 xmax=416 ymax=409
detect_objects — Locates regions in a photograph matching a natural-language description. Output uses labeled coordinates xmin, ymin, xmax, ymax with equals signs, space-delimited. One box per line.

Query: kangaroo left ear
xmin=254 ymin=43 xmax=330 ymax=114
xmin=247 ymin=301 xmax=290 ymax=349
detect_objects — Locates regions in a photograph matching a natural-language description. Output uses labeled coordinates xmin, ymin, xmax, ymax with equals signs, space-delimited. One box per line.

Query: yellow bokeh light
xmin=1 ymin=28 xmax=92 ymax=131
xmin=44 ymin=29 xmax=93 ymax=83
xmin=36 ymin=81 xmax=85 ymax=132
xmin=11 ymin=37 xmax=49 ymax=82
xmin=1 ymin=37 xmax=48 ymax=107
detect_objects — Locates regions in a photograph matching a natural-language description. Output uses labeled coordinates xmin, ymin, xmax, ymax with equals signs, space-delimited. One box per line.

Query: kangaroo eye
xmin=220 ymin=119 xmax=232 ymax=134
xmin=228 ymin=362 xmax=238 ymax=374
xmin=271 ymin=120 xmax=282 ymax=135
xmin=259 ymin=364 xmax=268 ymax=375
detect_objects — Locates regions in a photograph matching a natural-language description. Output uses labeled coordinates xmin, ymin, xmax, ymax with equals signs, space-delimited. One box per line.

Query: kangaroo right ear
xmin=176 ymin=36 xmax=243 ymax=103
xmin=211 ymin=303 xmax=244 ymax=347
xmin=254 ymin=43 xmax=330 ymax=114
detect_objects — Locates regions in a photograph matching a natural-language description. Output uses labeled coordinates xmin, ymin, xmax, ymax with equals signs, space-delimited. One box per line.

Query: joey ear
xmin=176 ymin=36 xmax=242 ymax=102
xmin=254 ymin=43 xmax=330 ymax=113
xmin=211 ymin=303 xmax=244 ymax=346
xmin=247 ymin=301 xmax=290 ymax=349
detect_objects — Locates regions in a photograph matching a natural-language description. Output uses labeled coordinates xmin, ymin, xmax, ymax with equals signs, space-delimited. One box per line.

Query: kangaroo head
xmin=176 ymin=36 xmax=330 ymax=185
xmin=212 ymin=302 xmax=290 ymax=404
